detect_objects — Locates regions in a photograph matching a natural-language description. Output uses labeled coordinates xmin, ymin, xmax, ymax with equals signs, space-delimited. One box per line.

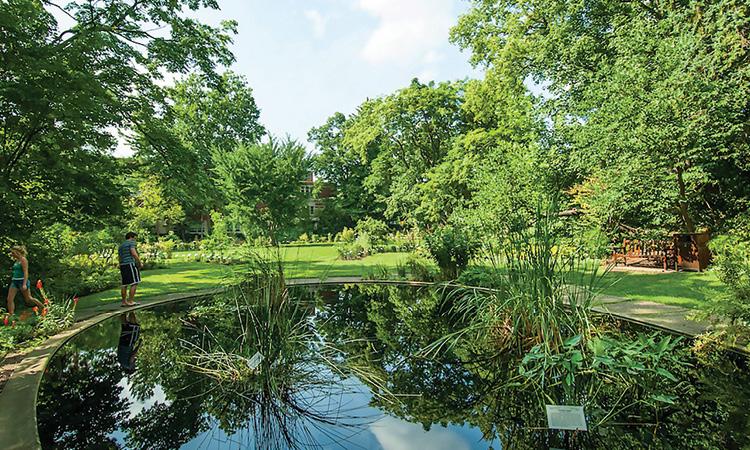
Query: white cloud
xmin=358 ymin=0 xmax=454 ymax=65
xmin=304 ymin=9 xmax=327 ymax=38
xmin=369 ymin=416 xmax=472 ymax=450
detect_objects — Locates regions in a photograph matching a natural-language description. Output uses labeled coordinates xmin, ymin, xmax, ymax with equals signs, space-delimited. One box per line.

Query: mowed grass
xmin=596 ymin=269 xmax=726 ymax=309
xmin=77 ymin=245 xmax=409 ymax=310
xmin=78 ymin=244 xmax=726 ymax=311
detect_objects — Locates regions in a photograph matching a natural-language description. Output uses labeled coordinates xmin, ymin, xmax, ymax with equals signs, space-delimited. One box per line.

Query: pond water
xmin=37 ymin=284 xmax=750 ymax=449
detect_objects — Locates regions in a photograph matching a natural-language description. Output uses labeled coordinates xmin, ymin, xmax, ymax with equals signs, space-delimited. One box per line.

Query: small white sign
xmin=545 ymin=405 xmax=587 ymax=431
xmin=247 ymin=351 xmax=264 ymax=371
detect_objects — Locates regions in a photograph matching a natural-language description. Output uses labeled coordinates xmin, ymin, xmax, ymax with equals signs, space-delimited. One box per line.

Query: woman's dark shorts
xmin=9 ymin=279 xmax=30 ymax=290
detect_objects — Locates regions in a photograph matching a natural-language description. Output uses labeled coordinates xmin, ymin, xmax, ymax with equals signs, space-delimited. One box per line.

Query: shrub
xmin=355 ymin=218 xmax=389 ymax=245
xmin=45 ymin=254 xmax=119 ymax=298
xmin=702 ymin=235 xmax=750 ymax=340
xmin=424 ymin=226 xmax=480 ymax=280
xmin=335 ymin=227 xmax=356 ymax=243
xmin=1 ymin=283 xmax=77 ymax=358
xmin=403 ymin=254 xmax=438 ymax=282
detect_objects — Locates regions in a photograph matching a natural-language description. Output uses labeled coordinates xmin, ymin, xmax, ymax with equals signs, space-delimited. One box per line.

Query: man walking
xmin=118 ymin=232 xmax=143 ymax=306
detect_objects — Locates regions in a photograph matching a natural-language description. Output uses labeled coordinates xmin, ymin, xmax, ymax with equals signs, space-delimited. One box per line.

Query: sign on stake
xmin=545 ymin=405 xmax=587 ymax=431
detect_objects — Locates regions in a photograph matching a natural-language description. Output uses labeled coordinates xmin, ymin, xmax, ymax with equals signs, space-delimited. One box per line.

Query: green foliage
xmin=702 ymin=236 xmax=750 ymax=340
xmin=0 ymin=0 xmax=235 ymax=256
xmin=342 ymin=79 xmax=473 ymax=225
xmin=521 ymin=333 xmax=688 ymax=402
xmin=136 ymin=72 xmax=265 ymax=215
xmin=354 ymin=217 xmax=389 ymax=245
xmin=126 ymin=177 xmax=185 ymax=240
xmin=309 ymin=112 xmax=382 ymax=229
xmin=335 ymin=227 xmax=356 ymax=243
xmin=452 ymin=0 xmax=750 ymax=235
xmin=200 ymin=211 xmax=234 ymax=255
xmin=1 ymin=287 xmax=77 ymax=358
xmin=213 ymin=138 xmax=311 ymax=244
xmin=424 ymin=225 xmax=479 ymax=280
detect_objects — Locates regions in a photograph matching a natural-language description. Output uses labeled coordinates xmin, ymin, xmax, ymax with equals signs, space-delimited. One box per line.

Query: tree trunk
xmin=675 ymin=166 xmax=696 ymax=234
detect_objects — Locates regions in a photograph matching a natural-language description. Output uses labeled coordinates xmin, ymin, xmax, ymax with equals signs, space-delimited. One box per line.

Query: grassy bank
xmin=77 ymin=246 xmax=408 ymax=310
xmin=77 ymin=244 xmax=725 ymax=311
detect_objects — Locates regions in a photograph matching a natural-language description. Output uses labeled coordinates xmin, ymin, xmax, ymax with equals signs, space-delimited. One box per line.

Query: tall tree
xmin=343 ymin=79 xmax=472 ymax=226
xmin=0 ymin=0 xmax=236 ymax=247
xmin=213 ymin=139 xmax=311 ymax=243
xmin=452 ymin=0 xmax=750 ymax=234
xmin=308 ymin=112 xmax=382 ymax=230
xmin=134 ymin=72 xmax=265 ymax=215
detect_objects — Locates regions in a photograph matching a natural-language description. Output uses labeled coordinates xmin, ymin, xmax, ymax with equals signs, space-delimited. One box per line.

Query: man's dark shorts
xmin=120 ymin=263 xmax=141 ymax=286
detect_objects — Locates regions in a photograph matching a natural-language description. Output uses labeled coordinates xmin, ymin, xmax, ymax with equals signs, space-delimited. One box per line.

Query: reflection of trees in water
xmin=123 ymin=280 xmax=391 ymax=450
xmin=320 ymin=285 xmax=750 ymax=450
xmin=38 ymin=348 xmax=129 ymax=449
xmin=37 ymin=284 xmax=750 ymax=450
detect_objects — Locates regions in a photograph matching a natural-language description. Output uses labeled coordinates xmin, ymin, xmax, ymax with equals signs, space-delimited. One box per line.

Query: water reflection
xmin=37 ymin=284 xmax=750 ymax=449
xmin=117 ymin=312 xmax=141 ymax=374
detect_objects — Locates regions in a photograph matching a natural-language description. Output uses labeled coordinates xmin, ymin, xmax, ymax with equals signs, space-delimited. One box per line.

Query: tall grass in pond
xmin=179 ymin=251 xmax=396 ymax=449
xmin=428 ymin=200 xmax=607 ymax=357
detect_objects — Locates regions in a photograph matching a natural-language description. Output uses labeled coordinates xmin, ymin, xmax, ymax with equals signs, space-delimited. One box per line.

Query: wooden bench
xmin=610 ymin=239 xmax=676 ymax=271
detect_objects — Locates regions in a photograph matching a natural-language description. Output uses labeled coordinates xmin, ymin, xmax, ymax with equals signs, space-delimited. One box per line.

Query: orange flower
xmin=43 ymin=298 xmax=50 ymax=305
xmin=36 ymin=279 xmax=43 ymax=290
xmin=32 ymin=306 xmax=39 ymax=315
xmin=3 ymin=316 xmax=7 ymax=326
xmin=41 ymin=308 xmax=48 ymax=317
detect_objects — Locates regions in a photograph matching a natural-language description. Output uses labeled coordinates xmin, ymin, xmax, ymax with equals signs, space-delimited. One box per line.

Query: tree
xmin=126 ymin=177 xmax=185 ymax=239
xmin=213 ymin=139 xmax=311 ymax=243
xmin=343 ymin=79 xmax=472 ymax=226
xmin=0 ymin=0 xmax=236 ymax=256
xmin=309 ymin=112 xmax=383 ymax=230
xmin=451 ymin=0 xmax=750 ymax=235
xmin=134 ymin=72 xmax=265 ymax=215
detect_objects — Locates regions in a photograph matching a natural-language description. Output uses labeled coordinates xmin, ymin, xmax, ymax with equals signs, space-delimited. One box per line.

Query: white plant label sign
xmin=545 ymin=405 xmax=587 ymax=431
xmin=247 ymin=351 xmax=264 ymax=371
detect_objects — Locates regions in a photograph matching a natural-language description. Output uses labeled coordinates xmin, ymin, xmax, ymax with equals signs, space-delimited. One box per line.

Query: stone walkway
xmin=593 ymin=295 xmax=710 ymax=337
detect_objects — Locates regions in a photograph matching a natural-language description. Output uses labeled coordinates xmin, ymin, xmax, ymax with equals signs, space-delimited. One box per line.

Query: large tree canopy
xmin=452 ymin=0 xmax=750 ymax=234
xmin=0 ymin=0 xmax=236 ymax=247
xmin=213 ymin=139 xmax=311 ymax=243
xmin=134 ymin=71 xmax=265 ymax=215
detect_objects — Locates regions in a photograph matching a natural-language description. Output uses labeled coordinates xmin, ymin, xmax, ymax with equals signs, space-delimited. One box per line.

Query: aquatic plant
xmin=178 ymin=256 xmax=396 ymax=449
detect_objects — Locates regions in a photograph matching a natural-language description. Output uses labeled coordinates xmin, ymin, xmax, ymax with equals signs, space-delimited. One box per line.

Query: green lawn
xmin=77 ymin=246 xmax=408 ymax=310
xmin=78 ymin=244 xmax=726 ymax=311
xmin=596 ymin=269 xmax=725 ymax=309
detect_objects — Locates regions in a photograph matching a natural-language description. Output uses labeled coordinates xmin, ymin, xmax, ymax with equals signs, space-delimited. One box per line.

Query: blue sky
xmin=47 ymin=0 xmax=481 ymax=155
xmin=188 ymin=0 xmax=481 ymax=150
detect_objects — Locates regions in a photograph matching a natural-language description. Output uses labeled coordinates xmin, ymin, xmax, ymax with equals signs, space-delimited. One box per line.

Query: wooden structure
xmin=610 ymin=239 xmax=676 ymax=270
xmin=610 ymin=232 xmax=711 ymax=272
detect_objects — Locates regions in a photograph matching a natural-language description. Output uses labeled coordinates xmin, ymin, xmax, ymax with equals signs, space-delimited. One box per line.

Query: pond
xmin=37 ymin=284 xmax=750 ymax=449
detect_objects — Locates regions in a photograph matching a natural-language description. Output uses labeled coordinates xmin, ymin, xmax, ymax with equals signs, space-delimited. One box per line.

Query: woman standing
xmin=7 ymin=245 xmax=44 ymax=315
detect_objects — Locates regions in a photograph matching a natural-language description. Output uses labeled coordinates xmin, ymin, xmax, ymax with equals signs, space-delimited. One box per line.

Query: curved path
xmin=0 ymin=277 xmax=715 ymax=449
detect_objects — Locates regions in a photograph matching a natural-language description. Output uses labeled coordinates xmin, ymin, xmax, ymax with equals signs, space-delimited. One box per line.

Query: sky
xmin=106 ymin=0 xmax=482 ymax=155
xmin=198 ymin=0 xmax=481 ymax=149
